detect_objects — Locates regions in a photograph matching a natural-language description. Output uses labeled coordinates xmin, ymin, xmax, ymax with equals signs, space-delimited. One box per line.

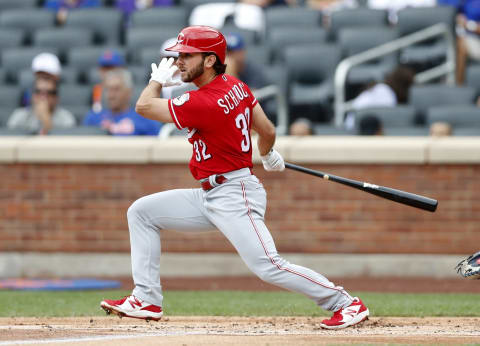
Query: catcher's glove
xmin=455 ymin=251 xmax=480 ymax=279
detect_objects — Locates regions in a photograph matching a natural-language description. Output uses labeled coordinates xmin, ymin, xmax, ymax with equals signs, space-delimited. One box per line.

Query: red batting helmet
xmin=166 ymin=26 xmax=227 ymax=64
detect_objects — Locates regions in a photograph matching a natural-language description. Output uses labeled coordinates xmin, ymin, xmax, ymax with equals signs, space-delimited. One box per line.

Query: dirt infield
xmin=1 ymin=316 xmax=479 ymax=345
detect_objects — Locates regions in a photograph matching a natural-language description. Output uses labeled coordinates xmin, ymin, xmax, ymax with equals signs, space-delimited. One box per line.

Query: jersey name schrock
xmin=168 ymin=74 xmax=258 ymax=180
xmin=217 ymin=82 xmax=250 ymax=114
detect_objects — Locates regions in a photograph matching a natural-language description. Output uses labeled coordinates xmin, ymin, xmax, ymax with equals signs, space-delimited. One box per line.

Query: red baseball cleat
xmin=320 ymin=297 xmax=369 ymax=329
xmin=100 ymin=295 xmax=163 ymax=321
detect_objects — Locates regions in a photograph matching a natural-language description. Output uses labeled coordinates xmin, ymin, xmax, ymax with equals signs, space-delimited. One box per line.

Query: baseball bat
xmin=285 ymin=162 xmax=438 ymax=212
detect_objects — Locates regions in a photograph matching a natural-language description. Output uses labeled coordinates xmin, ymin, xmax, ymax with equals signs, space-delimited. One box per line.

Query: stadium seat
xmin=285 ymin=44 xmax=341 ymax=107
xmin=67 ymin=46 xmax=126 ymax=72
xmin=59 ymin=85 xmax=92 ymax=107
xmin=453 ymin=127 xmax=480 ymax=136
xmin=313 ymin=124 xmax=352 ymax=135
xmin=0 ymin=0 xmax=38 ymax=11
xmin=354 ymin=106 xmax=417 ymax=128
xmin=126 ymin=27 xmax=182 ymax=64
xmin=396 ymin=6 xmax=456 ymax=68
xmin=0 ymin=85 xmax=22 ymax=115
xmin=85 ymin=68 xmax=102 ymax=85
xmin=426 ymin=105 xmax=480 ymax=127
xmin=382 ymin=126 xmax=430 ymax=136
xmin=0 ymin=9 xmax=56 ymax=44
xmin=397 ymin=6 xmax=456 ymax=38
xmin=33 ymin=28 xmax=94 ymax=58
xmin=329 ymin=8 xmax=388 ymax=41
xmin=246 ymin=45 xmax=270 ymax=66
xmin=65 ymin=8 xmax=123 ymax=45
xmin=66 ymin=105 xmax=91 ymax=125
xmin=1 ymin=47 xmax=60 ymax=83
xmin=268 ymin=27 xmax=328 ymax=63
xmin=0 ymin=69 xmax=6 ymax=84
xmin=48 ymin=126 xmax=109 ymax=136
xmin=130 ymin=7 xmax=188 ymax=28
xmin=409 ymin=84 xmax=476 ymax=124
xmin=465 ymin=64 xmax=480 ymax=97
xmin=140 ymin=47 xmax=162 ymax=68
xmin=265 ymin=7 xmax=322 ymax=31
xmin=0 ymin=127 xmax=32 ymax=136
xmin=0 ymin=29 xmax=25 ymax=51
xmin=129 ymin=66 xmax=149 ymax=85
xmin=337 ymin=27 xmax=399 ymax=85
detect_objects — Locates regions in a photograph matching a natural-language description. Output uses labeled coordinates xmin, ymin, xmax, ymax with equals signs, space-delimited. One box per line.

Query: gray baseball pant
xmin=127 ymin=169 xmax=353 ymax=312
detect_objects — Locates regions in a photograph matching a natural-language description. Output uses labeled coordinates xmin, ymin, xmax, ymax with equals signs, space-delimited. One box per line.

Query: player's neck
xmin=193 ymin=70 xmax=217 ymax=88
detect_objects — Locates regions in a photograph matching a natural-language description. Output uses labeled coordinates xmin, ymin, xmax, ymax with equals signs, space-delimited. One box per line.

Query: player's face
xmin=176 ymin=53 xmax=205 ymax=83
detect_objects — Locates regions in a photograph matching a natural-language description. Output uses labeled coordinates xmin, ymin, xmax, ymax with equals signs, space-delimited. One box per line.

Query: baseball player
xmin=100 ymin=26 xmax=369 ymax=329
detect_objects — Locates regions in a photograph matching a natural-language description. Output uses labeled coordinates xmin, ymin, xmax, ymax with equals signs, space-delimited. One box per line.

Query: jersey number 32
xmin=193 ymin=107 xmax=251 ymax=162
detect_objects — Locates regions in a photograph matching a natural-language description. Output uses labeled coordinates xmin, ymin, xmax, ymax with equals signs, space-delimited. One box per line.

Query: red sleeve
xmin=168 ymin=91 xmax=208 ymax=130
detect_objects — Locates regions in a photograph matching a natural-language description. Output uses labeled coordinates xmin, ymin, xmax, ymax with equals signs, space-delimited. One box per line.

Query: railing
xmin=158 ymin=84 xmax=289 ymax=138
xmin=333 ymin=23 xmax=456 ymax=127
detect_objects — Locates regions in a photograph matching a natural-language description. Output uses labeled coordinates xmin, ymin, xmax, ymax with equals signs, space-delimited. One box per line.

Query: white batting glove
xmin=261 ymin=149 xmax=285 ymax=172
xmin=149 ymin=57 xmax=181 ymax=87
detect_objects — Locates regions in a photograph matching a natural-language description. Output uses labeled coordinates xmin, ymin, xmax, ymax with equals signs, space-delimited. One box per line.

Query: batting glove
xmin=150 ymin=57 xmax=181 ymax=87
xmin=261 ymin=149 xmax=285 ymax=172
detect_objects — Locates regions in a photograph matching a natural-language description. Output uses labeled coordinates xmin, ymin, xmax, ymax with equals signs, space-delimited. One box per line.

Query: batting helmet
xmin=165 ymin=26 xmax=227 ymax=64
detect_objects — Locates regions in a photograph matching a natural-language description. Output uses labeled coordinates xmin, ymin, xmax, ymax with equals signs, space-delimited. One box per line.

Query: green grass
xmin=0 ymin=290 xmax=479 ymax=318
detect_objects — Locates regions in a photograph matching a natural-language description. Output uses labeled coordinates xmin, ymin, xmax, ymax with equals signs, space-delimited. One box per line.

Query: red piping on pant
xmin=240 ymin=181 xmax=350 ymax=299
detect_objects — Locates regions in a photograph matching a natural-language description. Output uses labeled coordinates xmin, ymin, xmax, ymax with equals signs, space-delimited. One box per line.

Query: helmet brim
xmin=165 ymin=43 xmax=205 ymax=54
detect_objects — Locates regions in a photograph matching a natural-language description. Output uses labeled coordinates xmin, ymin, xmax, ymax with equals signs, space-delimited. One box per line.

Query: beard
xmin=181 ymin=59 xmax=204 ymax=83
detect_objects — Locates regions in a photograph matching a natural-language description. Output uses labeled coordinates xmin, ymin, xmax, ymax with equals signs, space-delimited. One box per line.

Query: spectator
xmin=345 ymin=65 xmax=415 ymax=130
xmin=23 ymin=53 xmax=63 ymax=106
xmin=429 ymin=121 xmax=452 ymax=137
xmin=225 ymin=32 xmax=268 ymax=90
xmin=453 ymin=0 xmax=480 ymax=84
xmin=8 ymin=77 xmax=75 ymax=135
xmin=84 ymin=69 xmax=161 ymax=136
xmin=357 ymin=115 xmax=383 ymax=135
xmin=44 ymin=0 xmax=101 ymax=25
xmin=289 ymin=117 xmax=313 ymax=136
xmin=92 ymin=49 xmax=126 ymax=113
xmin=116 ymin=0 xmax=173 ymax=24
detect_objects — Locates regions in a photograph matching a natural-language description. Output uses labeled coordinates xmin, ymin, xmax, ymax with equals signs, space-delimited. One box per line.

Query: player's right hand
xmin=150 ymin=58 xmax=181 ymax=87
xmin=261 ymin=149 xmax=285 ymax=172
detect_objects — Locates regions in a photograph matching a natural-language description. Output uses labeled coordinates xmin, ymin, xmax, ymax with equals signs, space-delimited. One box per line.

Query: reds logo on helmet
xmin=165 ymin=26 xmax=226 ymax=64
xmin=176 ymin=33 xmax=185 ymax=44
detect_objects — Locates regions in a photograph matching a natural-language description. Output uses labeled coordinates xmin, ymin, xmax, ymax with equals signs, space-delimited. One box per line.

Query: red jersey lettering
xmin=168 ymin=74 xmax=258 ymax=180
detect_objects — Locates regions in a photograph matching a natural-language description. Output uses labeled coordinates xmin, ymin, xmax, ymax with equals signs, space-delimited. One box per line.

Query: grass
xmin=0 ymin=290 xmax=479 ymax=318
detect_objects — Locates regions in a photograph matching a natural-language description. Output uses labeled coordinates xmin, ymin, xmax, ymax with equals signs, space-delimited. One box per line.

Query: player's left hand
xmin=455 ymin=251 xmax=480 ymax=279
xmin=150 ymin=58 xmax=181 ymax=87
xmin=261 ymin=149 xmax=285 ymax=172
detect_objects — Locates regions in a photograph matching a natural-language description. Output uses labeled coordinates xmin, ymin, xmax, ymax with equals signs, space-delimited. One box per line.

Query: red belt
xmin=201 ymin=175 xmax=227 ymax=191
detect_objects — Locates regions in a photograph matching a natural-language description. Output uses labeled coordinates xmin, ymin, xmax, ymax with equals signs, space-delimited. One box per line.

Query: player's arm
xmin=251 ymin=103 xmax=276 ymax=156
xmin=135 ymin=81 xmax=173 ymax=123
xmin=251 ymin=103 xmax=284 ymax=171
